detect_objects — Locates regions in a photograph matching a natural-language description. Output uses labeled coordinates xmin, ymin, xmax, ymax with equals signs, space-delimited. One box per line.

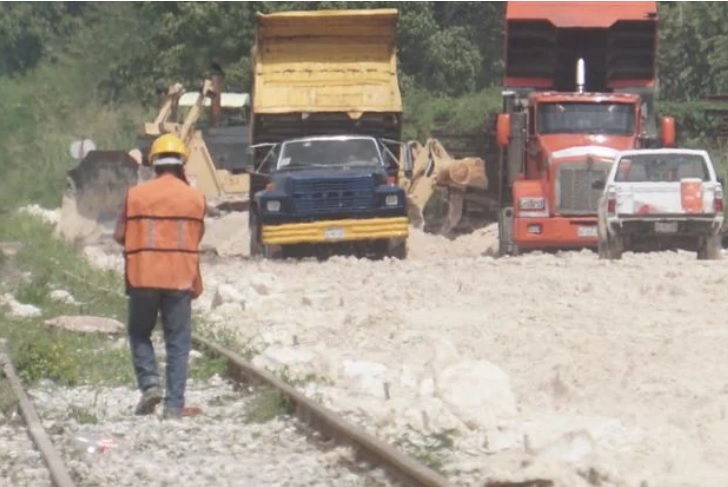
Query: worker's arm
xmin=113 ymin=193 xmax=128 ymax=246
xmin=200 ymin=197 xmax=207 ymax=240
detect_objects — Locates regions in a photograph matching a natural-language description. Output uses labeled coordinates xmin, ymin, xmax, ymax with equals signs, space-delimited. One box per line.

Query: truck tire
xmin=498 ymin=207 xmax=519 ymax=257
xmin=249 ymin=210 xmax=282 ymax=259
xmin=249 ymin=210 xmax=264 ymax=258
xmin=387 ymin=239 xmax=408 ymax=260
xmin=597 ymin=235 xmax=609 ymax=259
xmin=697 ymin=235 xmax=722 ymax=260
xmin=605 ymin=233 xmax=624 ymax=260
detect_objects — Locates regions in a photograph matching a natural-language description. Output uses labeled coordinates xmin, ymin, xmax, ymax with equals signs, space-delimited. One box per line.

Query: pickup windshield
xmin=537 ymin=102 xmax=635 ymax=136
xmin=277 ymin=137 xmax=382 ymax=171
xmin=614 ymin=153 xmax=710 ymax=182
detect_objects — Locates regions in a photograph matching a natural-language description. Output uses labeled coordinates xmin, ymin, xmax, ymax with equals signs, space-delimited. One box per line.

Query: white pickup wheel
xmin=697 ymin=235 xmax=722 ymax=260
xmin=599 ymin=233 xmax=623 ymax=260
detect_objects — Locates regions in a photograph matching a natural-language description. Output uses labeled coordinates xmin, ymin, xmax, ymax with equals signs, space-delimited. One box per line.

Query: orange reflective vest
xmin=123 ymin=174 xmax=206 ymax=297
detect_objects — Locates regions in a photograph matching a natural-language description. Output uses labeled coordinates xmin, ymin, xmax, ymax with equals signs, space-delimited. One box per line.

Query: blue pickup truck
xmin=247 ymin=134 xmax=410 ymax=260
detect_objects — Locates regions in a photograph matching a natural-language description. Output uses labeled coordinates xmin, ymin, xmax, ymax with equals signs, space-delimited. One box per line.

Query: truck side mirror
xmin=591 ymin=179 xmax=605 ymax=191
xmin=660 ymin=116 xmax=676 ymax=148
xmin=718 ymin=176 xmax=725 ymax=188
xmin=496 ymin=113 xmax=511 ymax=148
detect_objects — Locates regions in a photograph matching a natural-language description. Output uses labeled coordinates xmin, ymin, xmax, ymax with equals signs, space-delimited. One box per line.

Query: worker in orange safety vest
xmin=114 ymin=133 xmax=206 ymax=419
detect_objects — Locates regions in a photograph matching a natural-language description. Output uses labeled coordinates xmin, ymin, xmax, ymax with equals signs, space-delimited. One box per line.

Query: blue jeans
xmin=127 ymin=288 xmax=192 ymax=413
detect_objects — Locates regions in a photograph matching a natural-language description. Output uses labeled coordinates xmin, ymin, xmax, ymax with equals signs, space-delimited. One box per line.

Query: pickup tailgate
xmin=615 ymin=179 xmax=720 ymax=216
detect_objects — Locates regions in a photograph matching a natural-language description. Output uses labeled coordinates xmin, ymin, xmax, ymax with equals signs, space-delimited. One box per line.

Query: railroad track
xmin=0 ymin=335 xmax=454 ymax=487
xmin=1 ymin=339 xmax=74 ymax=487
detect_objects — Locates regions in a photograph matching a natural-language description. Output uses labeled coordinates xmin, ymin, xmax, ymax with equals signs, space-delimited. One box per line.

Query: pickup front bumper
xmin=261 ymin=216 xmax=409 ymax=245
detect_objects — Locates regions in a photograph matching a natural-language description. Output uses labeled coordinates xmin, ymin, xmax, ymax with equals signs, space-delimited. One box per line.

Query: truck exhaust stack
xmin=576 ymin=58 xmax=585 ymax=93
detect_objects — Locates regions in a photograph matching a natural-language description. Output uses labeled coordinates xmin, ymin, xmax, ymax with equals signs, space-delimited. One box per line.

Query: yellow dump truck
xmin=246 ymin=8 xmax=411 ymax=259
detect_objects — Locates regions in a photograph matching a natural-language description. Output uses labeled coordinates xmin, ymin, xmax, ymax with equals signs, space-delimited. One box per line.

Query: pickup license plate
xmin=577 ymin=226 xmax=598 ymax=238
xmin=655 ymin=222 xmax=678 ymax=233
xmin=324 ymin=227 xmax=345 ymax=240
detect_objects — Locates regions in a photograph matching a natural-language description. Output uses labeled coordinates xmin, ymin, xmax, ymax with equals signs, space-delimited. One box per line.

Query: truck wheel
xmin=387 ymin=239 xmax=408 ymax=260
xmin=249 ymin=211 xmax=281 ymax=259
xmin=249 ymin=211 xmax=264 ymax=258
xmin=698 ymin=235 xmax=722 ymax=260
xmin=606 ymin=233 xmax=624 ymax=260
xmin=597 ymin=235 xmax=609 ymax=259
xmin=498 ymin=207 xmax=518 ymax=257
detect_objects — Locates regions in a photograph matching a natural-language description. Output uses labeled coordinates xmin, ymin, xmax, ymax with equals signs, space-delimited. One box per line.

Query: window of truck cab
xmin=613 ymin=153 xmax=710 ymax=183
xmin=277 ymin=137 xmax=383 ymax=171
xmin=536 ymin=102 xmax=635 ymax=136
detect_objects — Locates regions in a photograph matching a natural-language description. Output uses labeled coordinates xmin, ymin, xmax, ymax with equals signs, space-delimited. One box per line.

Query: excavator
xmin=57 ymin=68 xmax=252 ymax=244
xmin=401 ymin=139 xmax=490 ymax=235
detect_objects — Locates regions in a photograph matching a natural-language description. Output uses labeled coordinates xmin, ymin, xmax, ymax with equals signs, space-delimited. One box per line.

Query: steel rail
xmin=192 ymin=334 xmax=454 ymax=487
xmin=0 ymin=340 xmax=77 ymax=487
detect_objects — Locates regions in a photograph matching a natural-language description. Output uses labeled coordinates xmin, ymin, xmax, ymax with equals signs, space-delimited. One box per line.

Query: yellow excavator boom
xmin=58 ymin=75 xmax=251 ymax=245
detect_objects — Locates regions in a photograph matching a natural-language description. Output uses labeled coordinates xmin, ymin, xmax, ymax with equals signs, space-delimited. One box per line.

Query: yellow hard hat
xmin=148 ymin=134 xmax=189 ymax=166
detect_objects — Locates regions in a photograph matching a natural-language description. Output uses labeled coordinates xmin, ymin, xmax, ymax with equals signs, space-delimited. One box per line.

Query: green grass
xmin=0 ymin=67 xmax=149 ymax=212
xmin=0 ymin=377 xmax=19 ymax=420
xmin=245 ymin=387 xmax=295 ymax=423
xmin=0 ymin=213 xmax=132 ymax=387
xmin=189 ymin=354 xmax=229 ymax=382
xmin=392 ymin=427 xmax=458 ymax=474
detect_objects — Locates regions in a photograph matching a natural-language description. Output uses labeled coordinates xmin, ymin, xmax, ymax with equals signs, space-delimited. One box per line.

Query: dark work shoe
xmin=162 ymin=406 xmax=202 ymax=420
xmin=134 ymin=386 xmax=163 ymax=416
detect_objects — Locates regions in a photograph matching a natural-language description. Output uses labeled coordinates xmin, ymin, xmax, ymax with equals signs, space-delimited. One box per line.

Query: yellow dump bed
xmin=252 ymin=9 xmax=402 ymax=116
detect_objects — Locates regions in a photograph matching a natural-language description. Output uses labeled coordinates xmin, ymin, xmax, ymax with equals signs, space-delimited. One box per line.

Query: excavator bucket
xmin=57 ymin=150 xmax=144 ymax=243
xmin=401 ymin=138 xmax=489 ymax=235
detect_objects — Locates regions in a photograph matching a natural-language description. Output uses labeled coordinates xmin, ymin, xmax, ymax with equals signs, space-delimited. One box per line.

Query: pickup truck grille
xmin=292 ymin=176 xmax=374 ymax=214
xmin=557 ymin=163 xmax=610 ymax=214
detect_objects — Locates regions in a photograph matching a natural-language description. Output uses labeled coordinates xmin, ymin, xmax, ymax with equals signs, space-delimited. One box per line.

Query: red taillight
xmin=607 ymin=198 xmax=616 ymax=214
xmin=386 ymin=176 xmax=396 ymax=186
xmin=714 ymin=193 xmax=724 ymax=212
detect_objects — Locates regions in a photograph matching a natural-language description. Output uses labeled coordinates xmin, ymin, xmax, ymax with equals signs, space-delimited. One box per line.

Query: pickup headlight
xmin=518 ymin=197 xmax=545 ymax=211
xmin=265 ymin=200 xmax=281 ymax=212
xmin=385 ymin=194 xmax=398 ymax=206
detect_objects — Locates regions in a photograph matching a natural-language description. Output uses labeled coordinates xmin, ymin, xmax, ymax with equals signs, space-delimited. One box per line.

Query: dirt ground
xmin=42 ymin=204 xmax=728 ymax=486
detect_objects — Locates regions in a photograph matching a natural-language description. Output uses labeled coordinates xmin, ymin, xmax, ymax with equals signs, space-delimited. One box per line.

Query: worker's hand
xmin=191 ymin=270 xmax=203 ymax=299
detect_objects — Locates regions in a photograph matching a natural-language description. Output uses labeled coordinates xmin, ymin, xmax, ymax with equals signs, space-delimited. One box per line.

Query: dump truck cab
xmin=248 ymin=134 xmax=408 ymax=259
xmin=495 ymin=1 xmax=676 ymax=255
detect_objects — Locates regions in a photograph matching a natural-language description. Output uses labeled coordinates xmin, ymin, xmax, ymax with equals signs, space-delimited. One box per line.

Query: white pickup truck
xmin=594 ymin=148 xmax=724 ymax=260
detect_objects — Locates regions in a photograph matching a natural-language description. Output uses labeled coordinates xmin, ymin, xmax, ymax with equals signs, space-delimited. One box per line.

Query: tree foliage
xmin=2 ymin=1 xmax=728 ymax=140
xmin=5 ymin=1 xmax=727 ymax=101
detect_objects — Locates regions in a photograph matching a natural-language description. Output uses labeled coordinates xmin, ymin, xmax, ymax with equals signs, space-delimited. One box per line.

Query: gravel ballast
xmin=26 ymin=376 xmax=392 ymax=486
xmin=1 ymin=417 xmax=53 ymax=487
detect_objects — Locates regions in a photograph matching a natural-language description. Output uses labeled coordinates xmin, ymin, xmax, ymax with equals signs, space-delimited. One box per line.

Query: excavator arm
xmin=177 ymin=80 xmax=216 ymax=142
xmin=401 ymin=138 xmax=488 ymax=234
xmin=143 ymin=82 xmax=185 ymax=136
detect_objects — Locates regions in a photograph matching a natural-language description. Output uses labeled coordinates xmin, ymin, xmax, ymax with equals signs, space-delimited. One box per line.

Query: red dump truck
xmin=495 ymin=1 xmax=676 ymax=256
